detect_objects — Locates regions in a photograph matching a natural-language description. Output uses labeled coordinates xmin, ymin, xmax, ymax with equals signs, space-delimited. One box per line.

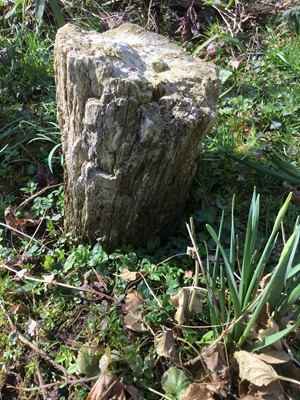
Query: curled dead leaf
xmin=292 ymin=190 xmax=300 ymax=205
xmin=10 ymin=303 xmax=29 ymax=314
xmin=239 ymin=378 xmax=284 ymax=400
xmin=170 ymin=288 xmax=204 ymax=325
xmin=87 ymin=374 xmax=125 ymax=400
xmin=257 ymin=347 xmax=291 ymax=364
xmin=170 ymin=288 xmax=190 ymax=325
xmin=154 ymin=329 xmax=177 ymax=361
xmin=119 ymin=268 xmax=144 ymax=282
xmin=258 ymin=313 xmax=283 ymax=351
xmin=186 ymin=246 xmax=197 ymax=258
xmin=259 ymin=273 xmax=272 ymax=290
xmin=201 ymin=344 xmax=228 ymax=380
xmin=27 ymin=319 xmax=38 ymax=336
xmin=43 ymin=273 xmax=59 ymax=291
xmin=228 ymin=58 xmax=240 ymax=70
xmin=182 ymin=383 xmax=214 ymax=400
xmin=124 ymin=312 xmax=147 ymax=332
xmin=87 ymin=374 xmax=140 ymax=400
xmin=124 ymin=291 xmax=147 ymax=332
xmin=4 ymin=206 xmax=44 ymax=235
xmin=234 ymin=350 xmax=279 ymax=387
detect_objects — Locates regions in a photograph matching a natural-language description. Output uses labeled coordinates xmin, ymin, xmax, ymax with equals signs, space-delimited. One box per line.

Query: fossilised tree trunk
xmin=54 ymin=23 xmax=220 ymax=250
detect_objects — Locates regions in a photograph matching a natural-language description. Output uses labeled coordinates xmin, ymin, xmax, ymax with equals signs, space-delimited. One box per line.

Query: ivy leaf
xmin=77 ymin=346 xmax=101 ymax=377
xmin=161 ymin=367 xmax=190 ymax=400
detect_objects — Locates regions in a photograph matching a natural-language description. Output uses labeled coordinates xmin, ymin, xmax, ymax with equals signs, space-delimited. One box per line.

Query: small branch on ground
xmin=0 ymin=302 xmax=92 ymax=390
xmin=0 ymin=263 xmax=115 ymax=301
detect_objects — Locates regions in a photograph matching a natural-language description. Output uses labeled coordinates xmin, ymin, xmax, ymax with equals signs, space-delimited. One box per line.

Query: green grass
xmin=0 ymin=22 xmax=61 ymax=219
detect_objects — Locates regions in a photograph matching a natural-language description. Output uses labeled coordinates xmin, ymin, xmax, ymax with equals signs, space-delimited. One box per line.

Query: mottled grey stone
xmin=54 ymin=23 xmax=220 ymax=250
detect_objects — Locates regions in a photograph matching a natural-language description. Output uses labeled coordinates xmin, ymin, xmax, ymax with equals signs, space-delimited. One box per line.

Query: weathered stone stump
xmin=54 ymin=23 xmax=220 ymax=250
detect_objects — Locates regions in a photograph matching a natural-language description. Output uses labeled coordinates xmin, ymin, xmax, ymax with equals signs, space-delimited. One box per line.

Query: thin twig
xmin=16 ymin=183 xmax=62 ymax=210
xmin=0 ymin=302 xmax=92 ymax=390
xmin=0 ymin=263 xmax=115 ymax=301
xmin=6 ymin=376 xmax=99 ymax=392
xmin=36 ymin=358 xmax=47 ymax=399
xmin=0 ymin=302 xmax=71 ymax=377
xmin=141 ymin=275 xmax=163 ymax=308
xmin=99 ymin=379 xmax=119 ymax=400
xmin=136 ymin=379 xmax=173 ymax=400
xmin=188 ymin=217 xmax=199 ymax=315
xmin=23 ymin=216 xmax=47 ymax=254
xmin=21 ymin=332 xmax=72 ymax=377
xmin=0 ymin=222 xmax=52 ymax=251
xmin=146 ymin=0 xmax=158 ymax=31
xmin=34 ymin=318 xmax=47 ymax=399
xmin=186 ymin=222 xmax=207 ymax=281
xmin=152 ymin=252 xmax=187 ymax=270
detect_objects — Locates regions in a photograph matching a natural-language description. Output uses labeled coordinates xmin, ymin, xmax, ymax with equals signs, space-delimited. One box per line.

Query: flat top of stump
xmin=56 ymin=23 xmax=218 ymax=91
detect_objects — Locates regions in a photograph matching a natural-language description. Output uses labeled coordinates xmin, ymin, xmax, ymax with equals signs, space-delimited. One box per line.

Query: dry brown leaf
xmin=170 ymin=288 xmax=203 ymax=325
xmin=201 ymin=344 xmax=228 ymax=380
xmin=206 ymin=43 xmax=216 ymax=59
xmin=16 ymin=269 xmax=29 ymax=280
xmin=175 ymin=6 xmax=200 ymax=42
xmin=87 ymin=374 xmax=126 ymax=400
xmin=182 ymin=383 xmax=214 ymax=400
xmin=260 ymin=273 xmax=272 ymax=290
xmin=229 ymin=58 xmax=240 ymax=70
xmin=257 ymin=347 xmax=291 ymax=365
xmin=234 ymin=350 xmax=279 ymax=387
xmin=239 ymin=379 xmax=284 ymax=400
xmin=87 ymin=374 xmax=140 ymax=400
xmin=186 ymin=246 xmax=197 ymax=258
xmin=124 ymin=291 xmax=147 ymax=332
xmin=258 ymin=313 xmax=283 ymax=351
xmin=206 ymin=381 xmax=229 ymax=398
xmin=4 ymin=206 xmax=43 ymax=235
xmin=154 ymin=329 xmax=177 ymax=360
xmin=189 ymin=290 xmax=204 ymax=314
xmin=124 ymin=291 xmax=144 ymax=310
xmin=5 ymin=207 xmax=36 ymax=230
xmin=124 ymin=313 xmax=147 ymax=332
xmin=170 ymin=288 xmax=190 ymax=325
xmin=28 ymin=319 xmax=38 ymax=336
xmin=292 ymin=190 xmax=300 ymax=205
xmin=6 ymin=255 xmax=38 ymax=268
xmin=43 ymin=273 xmax=59 ymax=291
xmin=10 ymin=303 xmax=29 ymax=314
xmin=119 ymin=268 xmax=144 ymax=282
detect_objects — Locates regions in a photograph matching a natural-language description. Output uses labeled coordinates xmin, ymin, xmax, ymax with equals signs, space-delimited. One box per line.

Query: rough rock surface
xmin=54 ymin=23 xmax=220 ymax=249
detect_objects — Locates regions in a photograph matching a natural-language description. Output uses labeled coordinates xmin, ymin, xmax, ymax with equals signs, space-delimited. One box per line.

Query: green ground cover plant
xmin=0 ymin=1 xmax=300 ymax=399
